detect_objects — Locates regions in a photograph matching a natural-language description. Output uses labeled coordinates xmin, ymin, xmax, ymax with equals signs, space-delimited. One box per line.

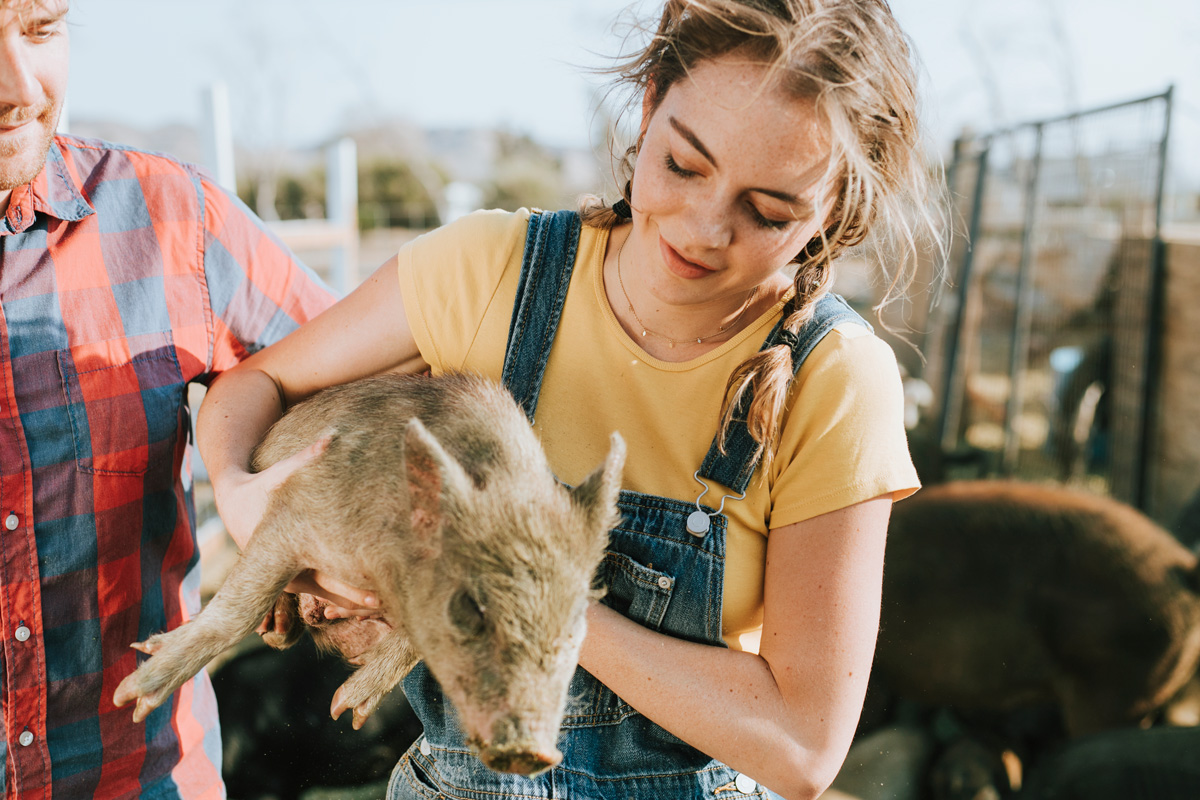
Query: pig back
xmin=876 ymin=480 xmax=1200 ymax=727
xmin=252 ymin=372 xmax=539 ymax=481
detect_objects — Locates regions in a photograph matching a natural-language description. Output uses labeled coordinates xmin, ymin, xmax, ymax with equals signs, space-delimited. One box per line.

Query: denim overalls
xmin=388 ymin=210 xmax=869 ymax=800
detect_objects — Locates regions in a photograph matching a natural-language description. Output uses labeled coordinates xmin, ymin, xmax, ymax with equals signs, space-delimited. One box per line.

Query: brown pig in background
xmin=114 ymin=372 xmax=625 ymax=776
xmin=874 ymin=480 xmax=1200 ymax=738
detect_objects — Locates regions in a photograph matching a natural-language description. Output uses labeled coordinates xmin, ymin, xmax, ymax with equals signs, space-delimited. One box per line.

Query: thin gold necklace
xmin=616 ymin=233 xmax=758 ymax=348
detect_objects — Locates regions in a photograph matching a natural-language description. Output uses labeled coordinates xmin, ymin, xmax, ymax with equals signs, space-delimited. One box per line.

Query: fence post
xmin=1001 ymin=124 xmax=1045 ymax=474
xmin=326 ymin=137 xmax=359 ymax=293
xmin=200 ymin=83 xmax=237 ymax=194
xmin=1135 ymin=85 xmax=1175 ymax=510
xmin=938 ymin=139 xmax=991 ymax=452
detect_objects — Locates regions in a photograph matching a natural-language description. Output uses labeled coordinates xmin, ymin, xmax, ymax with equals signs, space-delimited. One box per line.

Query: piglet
xmin=114 ymin=372 xmax=624 ymax=776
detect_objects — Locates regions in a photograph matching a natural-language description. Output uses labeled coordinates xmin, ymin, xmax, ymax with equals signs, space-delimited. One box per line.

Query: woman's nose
xmin=685 ymin=194 xmax=733 ymax=251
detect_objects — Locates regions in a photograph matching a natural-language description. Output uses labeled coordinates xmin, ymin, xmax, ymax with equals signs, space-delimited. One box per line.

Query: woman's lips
xmin=658 ymin=236 xmax=715 ymax=280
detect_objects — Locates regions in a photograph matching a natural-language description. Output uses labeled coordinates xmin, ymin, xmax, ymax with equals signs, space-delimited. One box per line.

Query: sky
xmin=66 ymin=0 xmax=1200 ymax=185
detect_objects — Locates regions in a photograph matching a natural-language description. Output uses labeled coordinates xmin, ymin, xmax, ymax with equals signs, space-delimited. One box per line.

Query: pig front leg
xmin=330 ymin=629 xmax=419 ymax=730
xmin=114 ymin=512 xmax=303 ymax=722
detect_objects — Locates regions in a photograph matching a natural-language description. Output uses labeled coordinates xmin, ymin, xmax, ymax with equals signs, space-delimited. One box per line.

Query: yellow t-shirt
xmin=397 ymin=209 xmax=919 ymax=651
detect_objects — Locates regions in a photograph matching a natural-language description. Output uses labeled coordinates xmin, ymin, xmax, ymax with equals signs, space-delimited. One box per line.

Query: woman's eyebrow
xmin=669 ymin=114 xmax=821 ymax=215
xmin=669 ymin=117 xmax=718 ymax=168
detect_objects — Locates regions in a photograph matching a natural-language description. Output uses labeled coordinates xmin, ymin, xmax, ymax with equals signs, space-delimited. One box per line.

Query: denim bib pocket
xmin=595 ymin=550 xmax=674 ymax=631
xmin=559 ymin=550 xmax=676 ymax=730
xmin=388 ymin=749 xmax=447 ymax=800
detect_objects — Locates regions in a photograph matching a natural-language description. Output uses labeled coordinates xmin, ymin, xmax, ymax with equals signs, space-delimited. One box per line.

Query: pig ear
xmin=404 ymin=418 xmax=472 ymax=558
xmin=570 ymin=432 xmax=626 ymax=535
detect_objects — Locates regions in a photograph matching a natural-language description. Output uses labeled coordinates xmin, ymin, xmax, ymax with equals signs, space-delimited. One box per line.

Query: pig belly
xmin=299 ymin=594 xmax=395 ymax=665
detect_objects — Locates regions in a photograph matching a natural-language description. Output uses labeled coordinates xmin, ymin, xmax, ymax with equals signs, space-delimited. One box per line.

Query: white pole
xmin=326 ymin=137 xmax=359 ymax=292
xmin=57 ymin=95 xmax=69 ymax=134
xmin=201 ymin=83 xmax=237 ymax=193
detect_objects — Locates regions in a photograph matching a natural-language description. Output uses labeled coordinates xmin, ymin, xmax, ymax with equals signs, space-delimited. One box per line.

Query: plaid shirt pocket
xmin=57 ymin=331 xmax=186 ymax=476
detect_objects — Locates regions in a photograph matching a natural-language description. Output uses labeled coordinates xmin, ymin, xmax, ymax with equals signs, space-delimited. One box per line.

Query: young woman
xmin=198 ymin=1 xmax=941 ymax=797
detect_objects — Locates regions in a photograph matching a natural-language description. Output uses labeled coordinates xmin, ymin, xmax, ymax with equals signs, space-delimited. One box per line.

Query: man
xmin=0 ymin=1 xmax=336 ymax=796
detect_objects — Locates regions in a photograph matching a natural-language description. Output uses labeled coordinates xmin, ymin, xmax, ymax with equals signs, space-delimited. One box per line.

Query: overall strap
xmin=698 ymin=293 xmax=871 ymax=495
xmin=501 ymin=209 xmax=582 ymax=421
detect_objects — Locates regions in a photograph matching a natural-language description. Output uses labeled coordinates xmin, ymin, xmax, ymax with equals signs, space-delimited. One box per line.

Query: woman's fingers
xmin=284 ymin=569 xmax=380 ymax=614
xmin=214 ymin=433 xmax=333 ymax=549
xmin=257 ymin=433 xmax=334 ymax=495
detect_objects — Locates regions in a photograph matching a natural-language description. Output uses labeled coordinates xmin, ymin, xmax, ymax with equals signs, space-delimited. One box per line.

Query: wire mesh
xmin=932 ymin=91 xmax=1172 ymax=505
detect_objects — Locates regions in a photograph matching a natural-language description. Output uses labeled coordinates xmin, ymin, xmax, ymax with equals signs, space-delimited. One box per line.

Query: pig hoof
xmin=330 ymin=685 xmax=352 ymax=721
xmin=351 ymin=702 xmax=377 ymax=731
xmin=260 ymin=628 xmax=300 ymax=650
xmin=330 ymin=684 xmax=381 ymax=728
xmin=113 ymin=671 xmax=172 ymax=723
xmin=130 ymin=637 xmax=164 ymax=655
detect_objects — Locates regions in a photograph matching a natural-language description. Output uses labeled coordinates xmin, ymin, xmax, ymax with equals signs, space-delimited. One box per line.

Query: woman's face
xmin=629 ymin=55 xmax=833 ymax=307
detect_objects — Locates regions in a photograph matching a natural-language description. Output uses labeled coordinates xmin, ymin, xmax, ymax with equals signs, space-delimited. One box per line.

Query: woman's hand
xmin=212 ymin=434 xmax=333 ymax=550
xmin=210 ymin=434 xmax=383 ymax=633
xmin=256 ymin=569 xmax=383 ymax=637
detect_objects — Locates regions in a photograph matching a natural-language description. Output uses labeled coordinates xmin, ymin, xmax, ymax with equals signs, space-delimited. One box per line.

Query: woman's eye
xmin=664 ymin=154 xmax=697 ymax=178
xmin=750 ymin=206 xmax=792 ymax=230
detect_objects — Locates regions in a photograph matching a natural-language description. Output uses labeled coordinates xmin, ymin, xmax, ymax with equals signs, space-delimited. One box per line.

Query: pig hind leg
xmin=113 ymin=510 xmax=305 ymax=722
xmin=330 ymin=629 xmax=419 ymax=730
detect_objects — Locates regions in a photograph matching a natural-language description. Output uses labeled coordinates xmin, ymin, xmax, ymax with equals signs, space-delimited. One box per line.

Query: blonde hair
xmin=582 ymin=0 xmax=944 ymax=474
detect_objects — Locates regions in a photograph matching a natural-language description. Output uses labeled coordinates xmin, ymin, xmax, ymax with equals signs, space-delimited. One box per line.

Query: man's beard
xmin=0 ymin=99 xmax=59 ymax=192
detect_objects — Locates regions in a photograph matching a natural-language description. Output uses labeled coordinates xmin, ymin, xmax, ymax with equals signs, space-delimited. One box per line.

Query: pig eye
xmin=449 ymin=590 xmax=487 ymax=636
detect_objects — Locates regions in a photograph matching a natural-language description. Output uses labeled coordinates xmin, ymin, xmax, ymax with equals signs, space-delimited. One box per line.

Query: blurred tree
xmin=484 ymin=131 xmax=566 ymax=212
xmin=276 ymin=169 xmax=326 ymax=220
xmin=238 ymin=158 xmax=444 ymax=230
xmin=358 ymin=159 xmax=443 ymax=230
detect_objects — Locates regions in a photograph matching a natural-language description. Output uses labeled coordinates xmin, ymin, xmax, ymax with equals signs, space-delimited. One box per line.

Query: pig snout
xmin=466 ymin=715 xmax=563 ymax=776
xmin=476 ymin=741 xmax=562 ymax=776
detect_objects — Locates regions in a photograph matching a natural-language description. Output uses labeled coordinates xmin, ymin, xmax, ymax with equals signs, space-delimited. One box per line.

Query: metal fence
xmin=927 ymin=88 xmax=1174 ymax=508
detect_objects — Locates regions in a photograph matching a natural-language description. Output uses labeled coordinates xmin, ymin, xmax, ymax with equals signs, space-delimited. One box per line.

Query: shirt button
xmin=4 ymin=514 xmax=17 ymax=531
xmin=18 ymin=730 xmax=33 ymax=747
xmin=735 ymin=773 xmax=757 ymax=794
xmin=15 ymin=625 xmax=30 ymax=642
xmin=419 ymin=737 xmax=431 ymax=756
xmin=657 ymin=576 xmax=673 ymax=590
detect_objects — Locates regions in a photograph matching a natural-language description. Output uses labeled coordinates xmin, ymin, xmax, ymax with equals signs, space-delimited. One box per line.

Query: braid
xmin=716 ymin=252 xmax=834 ymax=475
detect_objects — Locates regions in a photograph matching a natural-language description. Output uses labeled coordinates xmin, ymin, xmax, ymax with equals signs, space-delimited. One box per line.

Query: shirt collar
xmin=2 ymin=137 xmax=95 ymax=235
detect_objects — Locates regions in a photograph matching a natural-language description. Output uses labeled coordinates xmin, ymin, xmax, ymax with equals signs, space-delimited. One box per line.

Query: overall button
xmin=735 ymin=773 xmax=757 ymax=794
xmin=14 ymin=625 xmax=30 ymax=642
xmin=18 ymin=730 xmax=33 ymax=747
xmin=5 ymin=514 xmax=18 ymax=531
xmin=656 ymin=576 xmax=673 ymax=590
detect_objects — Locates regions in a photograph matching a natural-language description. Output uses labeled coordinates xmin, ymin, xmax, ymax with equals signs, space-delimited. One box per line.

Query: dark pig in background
xmin=874 ymin=480 xmax=1200 ymax=737
xmin=114 ymin=372 xmax=625 ymax=776
xmin=1021 ymin=724 xmax=1200 ymax=799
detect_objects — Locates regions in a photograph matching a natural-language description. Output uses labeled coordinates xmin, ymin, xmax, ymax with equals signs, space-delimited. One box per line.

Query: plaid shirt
xmin=0 ymin=136 xmax=335 ymax=799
